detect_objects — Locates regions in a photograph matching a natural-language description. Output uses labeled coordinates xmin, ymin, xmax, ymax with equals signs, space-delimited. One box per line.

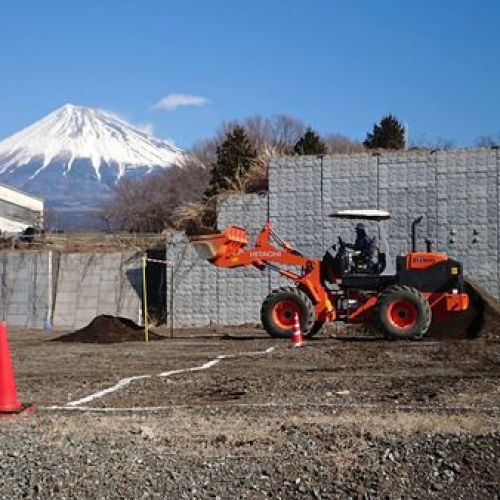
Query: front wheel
xmin=308 ymin=321 xmax=325 ymax=337
xmin=375 ymin=286 xmax=431 ymax=340
xmin=261 ymin=287 xmax=316 ymax=338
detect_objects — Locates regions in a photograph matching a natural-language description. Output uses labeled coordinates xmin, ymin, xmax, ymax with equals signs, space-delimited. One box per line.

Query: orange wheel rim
xmin=272 ymin=299 xmax=299 ymax=329
xmin=387 ymin=299 xmax=418 ymax=329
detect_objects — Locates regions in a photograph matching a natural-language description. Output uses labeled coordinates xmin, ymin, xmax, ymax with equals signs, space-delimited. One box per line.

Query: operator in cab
xmin=321 ymin=222 xmax=376 ymax=282
xmin=346 ymin=223 xmax=372 ymax=256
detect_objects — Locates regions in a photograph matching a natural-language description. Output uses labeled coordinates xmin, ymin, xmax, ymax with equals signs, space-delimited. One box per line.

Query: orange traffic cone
xmin=0 ymin=322 xmax=34 ymax=415
xmin=291 ymin=312 xmax=304 ymax=347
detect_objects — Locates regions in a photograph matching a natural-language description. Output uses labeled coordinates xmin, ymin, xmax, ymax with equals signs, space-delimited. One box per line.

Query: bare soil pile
xmin=54 ymin=315 xmax=163 ymax=344
xmin=464 ymin=277 xmax=500 ymax=339
xmin=427 ymin=278 xmax=500 ymax=340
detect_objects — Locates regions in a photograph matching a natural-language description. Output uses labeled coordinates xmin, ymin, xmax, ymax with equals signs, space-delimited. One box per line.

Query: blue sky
xmin=0 ymin=0 xmax=499 ymax=148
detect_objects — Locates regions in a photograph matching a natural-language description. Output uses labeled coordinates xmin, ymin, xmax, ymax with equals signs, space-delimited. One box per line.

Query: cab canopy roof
xmin=328 ymin=209 xmax=391 ymax=221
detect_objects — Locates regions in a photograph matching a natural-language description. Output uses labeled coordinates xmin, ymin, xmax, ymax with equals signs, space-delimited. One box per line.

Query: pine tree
xmin=293 ymin=127 xmax=328 ymax=155
xmin=206 ymin=126 xmax=257 ymax=197
xmin=363 ymin=114 xmax=405 ymax=150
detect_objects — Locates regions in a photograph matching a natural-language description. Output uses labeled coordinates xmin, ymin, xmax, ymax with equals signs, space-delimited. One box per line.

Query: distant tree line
xmin=100 ymin=113 xmax=372 ymax=232
xmin=100 ymin=113 xmax=497 ymax=233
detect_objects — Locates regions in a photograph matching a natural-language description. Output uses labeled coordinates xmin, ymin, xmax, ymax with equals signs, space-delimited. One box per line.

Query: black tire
xmin=261 ymin=287 xmax=316 ymax=338
xmin=308 ymin=321 xmax=325 ymax=337
xmin=375 ymin=285 xmax=431 ymax=340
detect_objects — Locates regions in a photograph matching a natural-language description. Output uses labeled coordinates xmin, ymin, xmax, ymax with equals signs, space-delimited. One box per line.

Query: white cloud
xmin=153 ymin=93 xmax=209 ymax=111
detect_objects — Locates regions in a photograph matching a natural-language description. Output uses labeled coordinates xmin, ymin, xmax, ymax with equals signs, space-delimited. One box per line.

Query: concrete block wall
xmin=165 ymin=232 xmax=219 ymax=327
xmin=269 ymin=157 xmax=324 ymax=258
xmin=167 ymin=148 xmax=499 ymax=327
xmin=0 ymin=250 xmax=142 ymax=330
xmin=0 ymin=251 xmax=50 ymax=328
xmin=53 ymin=252 xmax=142 ymax=329
xmin=434 ymin=149 xmax=498 ymax=292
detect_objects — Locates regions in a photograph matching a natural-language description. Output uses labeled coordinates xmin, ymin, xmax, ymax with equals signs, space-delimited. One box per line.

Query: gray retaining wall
xmin=0 ymin=250 xmax=142 ymax=330
xmin=53 ymin=252 xmax=142 ymax=330
xmin=0 ymin=251 xmax=50 ymax=328
xmin=168 ymin=148 xmax=500 ymax=327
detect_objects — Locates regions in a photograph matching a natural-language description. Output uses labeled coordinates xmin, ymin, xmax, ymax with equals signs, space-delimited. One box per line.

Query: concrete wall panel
xmin=0 ymin=251 xmax=50 ymax=328
xmin=53 ymin=252 xmax=142 ymax=330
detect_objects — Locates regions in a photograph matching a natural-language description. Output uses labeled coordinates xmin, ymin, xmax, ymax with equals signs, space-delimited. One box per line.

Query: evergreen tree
xmin=293 ymin=127 xmax=328 ymax=155
xmin=363 ymin=114 xmax=405 ymax=150
xmin=206 ymin=126 xmax=257 ymax=197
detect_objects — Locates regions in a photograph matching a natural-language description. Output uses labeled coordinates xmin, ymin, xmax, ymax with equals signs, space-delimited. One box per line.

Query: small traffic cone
xmin=291 ymin=312 xmax=304 ymax=347
xmin=0 ymin=322 xmax=35 ymax=416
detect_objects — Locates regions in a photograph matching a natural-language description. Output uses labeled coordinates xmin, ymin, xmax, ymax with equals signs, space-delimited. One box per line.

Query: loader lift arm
xmin=191 ymin=223 xmax=333 ymax=315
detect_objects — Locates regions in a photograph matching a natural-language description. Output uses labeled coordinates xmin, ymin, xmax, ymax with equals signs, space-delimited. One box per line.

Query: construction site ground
xmin=2 ymin=326 xmax=499 ymax=498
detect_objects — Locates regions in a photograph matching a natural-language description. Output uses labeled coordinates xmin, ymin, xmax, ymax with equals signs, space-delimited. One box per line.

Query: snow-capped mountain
xmin=0 ymin=104 xmax=183 ymax=227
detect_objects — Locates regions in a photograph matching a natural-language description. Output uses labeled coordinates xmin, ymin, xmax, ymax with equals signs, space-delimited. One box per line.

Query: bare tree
xmin=324 ymin=134 xmax=365 ymax=154
xmin=432 ymin=138 xmax=456 ymax=151
xmin=475 ymin=134 xmax=499 ymax=147
xmin=232 ymin=115 xmax=272 ymax=152
xmin=265 ymin=114 xmax=306 ymax=153
xmin=190 ymin=137 xmax=218 ymax=166
xmin=100 ymin=159 xmax=209 ymax=232
xmin=43 ymin=206 xmax=67 ymax=232
xmin=409 ymin=135 xmax=456 ymax=151
xmin=99 ymin=113 xmax=372 ymax=233
xmin=245 ymin=114 xmax=306 ymax=154
xmin=215 ymin=114 xmax=306 ymax=156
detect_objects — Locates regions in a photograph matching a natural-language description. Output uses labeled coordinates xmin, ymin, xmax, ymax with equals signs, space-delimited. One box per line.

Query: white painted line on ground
xmin=65 ymin=374 xmax=152 ymax=407
xmin=54 ymin=347 xmax=276 ymax=409
xmin=158 ymin=358 xmax=221 ymax=378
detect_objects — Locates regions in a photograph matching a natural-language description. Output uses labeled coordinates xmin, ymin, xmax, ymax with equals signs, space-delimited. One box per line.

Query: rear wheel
xmin=376 ymin=286 xmax=431 ymax=340
xmin=261 ymin=287 xmax=316 ymax=338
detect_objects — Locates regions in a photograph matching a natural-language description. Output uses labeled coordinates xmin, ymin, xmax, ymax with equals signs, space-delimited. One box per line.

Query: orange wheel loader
xmin=191 ymin=210 xmax=480 ymax=340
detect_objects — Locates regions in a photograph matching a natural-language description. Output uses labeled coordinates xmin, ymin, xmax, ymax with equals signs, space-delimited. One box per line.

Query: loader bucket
xmin=190 ymin=225 xmax=248 ymax=261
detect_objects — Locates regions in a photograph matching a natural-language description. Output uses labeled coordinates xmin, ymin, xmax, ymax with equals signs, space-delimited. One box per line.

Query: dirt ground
xmin=2 ymin=326 xmax=499 ymax=498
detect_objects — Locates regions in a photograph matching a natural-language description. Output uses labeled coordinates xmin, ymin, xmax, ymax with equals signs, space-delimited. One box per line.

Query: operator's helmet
xmin=355 ymin=222 xmax=366 ymax=232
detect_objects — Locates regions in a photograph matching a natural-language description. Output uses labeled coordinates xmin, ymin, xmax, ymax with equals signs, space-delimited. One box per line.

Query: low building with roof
xmin=0 ymin=182 xmax=43 ymax=234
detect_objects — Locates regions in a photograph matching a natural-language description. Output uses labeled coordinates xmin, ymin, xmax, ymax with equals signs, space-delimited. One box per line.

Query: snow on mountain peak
xmin=0 ymin=103 xmax=182 ymax=180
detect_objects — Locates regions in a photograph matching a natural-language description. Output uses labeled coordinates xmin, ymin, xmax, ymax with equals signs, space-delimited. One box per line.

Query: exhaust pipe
xmin=411 ymin=216 xmax=423 ymax=252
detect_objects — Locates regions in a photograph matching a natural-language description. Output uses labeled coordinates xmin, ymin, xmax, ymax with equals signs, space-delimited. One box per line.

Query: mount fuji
xmin=0 ymin=104 xmax=183 ymax=227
